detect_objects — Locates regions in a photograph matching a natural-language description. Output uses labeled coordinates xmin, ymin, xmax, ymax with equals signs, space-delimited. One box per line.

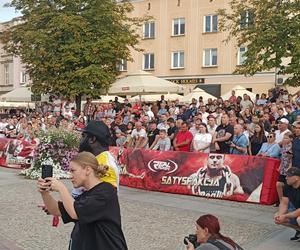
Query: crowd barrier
xmin=0 ymin=138 xmax=280 ymax=205
xmin=109 ymin=147 xmax=280 ymax=205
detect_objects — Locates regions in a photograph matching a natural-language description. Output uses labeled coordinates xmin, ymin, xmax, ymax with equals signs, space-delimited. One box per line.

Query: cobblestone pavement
xmin=0 ymin=167 xmax=298 ymax=250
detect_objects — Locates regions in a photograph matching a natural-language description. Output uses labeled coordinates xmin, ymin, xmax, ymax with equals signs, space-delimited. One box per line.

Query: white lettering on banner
xmin=148 ymin=159 xmax=178 ymax=174
xmin=161 ymin=176 xmax=194 ymax=185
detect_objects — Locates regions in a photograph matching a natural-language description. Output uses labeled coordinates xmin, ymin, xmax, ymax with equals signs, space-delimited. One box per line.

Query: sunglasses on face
xmin=267 ymin=136 xmax=274 ymax=138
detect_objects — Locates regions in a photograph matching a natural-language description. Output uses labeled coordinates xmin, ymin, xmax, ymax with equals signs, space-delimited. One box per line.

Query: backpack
xmin=207 ymin=239 xmax=244 ymax=250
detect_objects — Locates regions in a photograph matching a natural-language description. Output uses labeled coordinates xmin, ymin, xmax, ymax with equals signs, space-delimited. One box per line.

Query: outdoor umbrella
xmin=108 ymin=70 xmax=185 ymax=96
xmin=221 ymin=85 xmax=256 ymax=101
xmin=0 ymin=86 xmax=48 ymax=102
xmin=181 ymin=88 xmax=217 ymax=104
xmin=129 ymin=93 xmax=182 ymax=102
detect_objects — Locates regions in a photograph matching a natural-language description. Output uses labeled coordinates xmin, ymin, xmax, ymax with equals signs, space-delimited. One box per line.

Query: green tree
xmin=217 ymin=0 xmax=300 ymax=86
xmin=0 ymin=0 xmax=146 ymax=109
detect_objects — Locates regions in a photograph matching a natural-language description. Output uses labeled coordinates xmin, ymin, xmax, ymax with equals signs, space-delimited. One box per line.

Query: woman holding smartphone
xmin=37 ymin=152 xmax=128 ymax=250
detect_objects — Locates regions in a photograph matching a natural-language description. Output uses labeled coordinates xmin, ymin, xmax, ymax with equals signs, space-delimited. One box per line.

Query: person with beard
xmin=188 ymin=153 xmax=244 ymax=198
xmin=77 ymin=120 xmax=120 ymax=192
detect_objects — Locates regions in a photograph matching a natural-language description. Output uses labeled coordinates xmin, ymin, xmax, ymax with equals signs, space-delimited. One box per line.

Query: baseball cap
xmin=279 ymin=118 xmax=289 ymax=124
xmin=82 ymin=120 xmax=111 ymax=146
xmin=286 ymin=167 xmax=300 ymax=177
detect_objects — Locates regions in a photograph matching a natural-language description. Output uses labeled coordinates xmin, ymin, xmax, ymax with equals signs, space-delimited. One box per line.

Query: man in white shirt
xmin=275 ymin=118 xmax=291 ymax=145
xmin=131 ymin=121 xmax=148 ymax=149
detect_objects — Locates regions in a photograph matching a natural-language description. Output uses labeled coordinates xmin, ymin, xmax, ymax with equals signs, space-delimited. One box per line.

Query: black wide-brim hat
xmin=82 ymin=120 xmax=111 ymax=146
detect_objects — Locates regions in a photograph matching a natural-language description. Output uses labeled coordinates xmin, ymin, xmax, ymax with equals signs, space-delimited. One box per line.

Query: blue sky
xmin=0 ymin=0 xmax=21 ymax=22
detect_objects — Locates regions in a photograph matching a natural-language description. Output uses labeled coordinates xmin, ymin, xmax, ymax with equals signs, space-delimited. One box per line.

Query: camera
xmin=183 ymin=234 xmax=200 ymax=248
xmin=225 ymin=140 xmax=232 ymax=145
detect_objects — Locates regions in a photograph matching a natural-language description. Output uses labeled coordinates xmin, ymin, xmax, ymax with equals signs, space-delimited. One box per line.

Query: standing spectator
xmin=83 ymin=98 xmax=94 ymax=123
xmin=213 ymin=114 xmax=234 ymax=154
xmin=207 ymin=115 xmax=218 ymax=135
xmin=292 ymin=122 xmax=300 ymax=169
xmin=229 ymin=90 xmax=237 ymax=104
xmin=275 ymin=118 xmax=291 ymax=145
xmin=94 ymin=105 xmax=105 ymax=121
xmin=167 ymin=118 xmax=178 ymax=146
xmin=274 ymin=167 xmax=300 ymax=241
xmin=249 ymin=123 xmax=267 ymax=155
xmin=151 ymin=129 xmax=171 ymax=151
xmin=257 ymin=132 xmax=281 ymax=159
xmin=189 ymin=118 xmax=202 ymax=137
xmin=229 ymin=124 xmax=249 ymax=155
xmin=276 ymin=133 xmax=293 ymax=205
xmin=173 ymin=122 xmax=193 ymax=152
xmin=192 ymin=123 xmax=212 ymax=153
xmin=240 ymin=94 xmax=253 ymax=111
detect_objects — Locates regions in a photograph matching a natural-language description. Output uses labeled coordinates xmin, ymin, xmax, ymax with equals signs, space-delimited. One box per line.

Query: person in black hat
xmin=274 ymin=167 xmax=300 ymax=241
xmin=79 ymin=120 xmax=120 ymax=190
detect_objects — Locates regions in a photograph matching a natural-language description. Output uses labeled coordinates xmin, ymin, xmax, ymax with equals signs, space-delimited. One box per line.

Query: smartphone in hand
xmin=41 ymin=165 xmax=53 ymax=179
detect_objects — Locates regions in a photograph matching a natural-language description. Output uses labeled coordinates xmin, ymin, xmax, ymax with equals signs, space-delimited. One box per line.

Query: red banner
xmin=0 ymin=138 xmax=35 ymax=169
xmin=110 ymin=147 xmax=280 ymax=205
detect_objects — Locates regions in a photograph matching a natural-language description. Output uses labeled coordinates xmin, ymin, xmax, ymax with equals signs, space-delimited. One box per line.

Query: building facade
xmin=121 ymin=0 xmax=278 ymax=96
xmin=0 ymin=20 xmax=28 ymax=95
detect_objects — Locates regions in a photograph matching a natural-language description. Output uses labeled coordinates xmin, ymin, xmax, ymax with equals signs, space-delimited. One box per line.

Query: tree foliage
xmin=0 ymin=0 xmax=146 ymax=101
xmin=217 ymin=0 xmax=300 ymax=86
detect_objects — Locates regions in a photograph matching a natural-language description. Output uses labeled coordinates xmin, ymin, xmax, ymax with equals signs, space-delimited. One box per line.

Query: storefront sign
xmin=168 ymin=78 xmax=205 ymax=85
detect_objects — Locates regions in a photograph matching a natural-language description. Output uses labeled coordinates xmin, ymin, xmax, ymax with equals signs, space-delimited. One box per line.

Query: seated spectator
xmin=276 ymin=133 xmax=293 ymax=206
xmin=148 ymin=121 xmax=160 ymax=148
xmin=257 ymin=132 xmax=281 ymax=158
xmin=274 ymin=167 xmax=300 ymax=241
xmin=130 ymin=121 xmax=148 ymax=149
xmin=185 ymin=214 xmax=243 ymax=250
xmin=173 ymin=122 xmax=193 ymax=152
xmin=249 ymin=123 xmax=267 ymax=155
xmin=192 ymin=123 xmax=212 ymax=153
xmin=151 ymin=129 xmax=171 ymax=151
xmin=229 ymin=124 xmax=249 ymax=155
xmin=115 ymin=129 xmax=127 ymax=148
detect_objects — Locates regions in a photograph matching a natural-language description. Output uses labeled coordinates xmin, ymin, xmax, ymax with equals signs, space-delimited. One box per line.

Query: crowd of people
xmin=1 ymin=86 xmax=300 ymax=245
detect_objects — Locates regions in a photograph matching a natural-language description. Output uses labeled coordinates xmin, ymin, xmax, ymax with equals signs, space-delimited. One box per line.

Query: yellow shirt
xmin=96 ymin=151 xmax=119 ymax=189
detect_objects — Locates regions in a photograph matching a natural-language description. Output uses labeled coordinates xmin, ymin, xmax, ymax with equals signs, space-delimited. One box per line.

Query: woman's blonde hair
xmin=71 ymin=152 xmax=108 ymax=178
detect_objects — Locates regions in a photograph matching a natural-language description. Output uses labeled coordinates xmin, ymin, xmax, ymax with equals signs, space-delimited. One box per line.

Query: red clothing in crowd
xmin=175 ymin=131 xmax=193 ymax=152
xmin=229 ymin=95 xmax=237 ymax=104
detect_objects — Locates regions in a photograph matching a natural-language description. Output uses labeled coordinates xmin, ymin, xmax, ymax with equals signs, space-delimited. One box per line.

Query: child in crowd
xmin=151 ymin=129 xmax=171 ymax=151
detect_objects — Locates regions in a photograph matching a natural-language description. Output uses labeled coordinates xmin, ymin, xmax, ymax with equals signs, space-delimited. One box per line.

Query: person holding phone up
xmin=37 ymin=152 xmax=128 ymax=250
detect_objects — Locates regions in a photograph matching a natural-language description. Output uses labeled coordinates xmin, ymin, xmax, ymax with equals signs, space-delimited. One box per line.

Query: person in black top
xmin=147 ymin=121 xmax=160 ymax=148
xmin=37 ymin=152 xmax=128 ymax=250
xmin=249 ymin=123 xmax=267 ymax=155
xmin=274 ymin=167 xmax=300 ymax=241
xmin=213 ymin=114 xmax=234 ymax=154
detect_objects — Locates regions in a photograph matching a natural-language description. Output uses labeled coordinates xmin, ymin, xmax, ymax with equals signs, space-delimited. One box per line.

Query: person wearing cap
xmin=275 ymin=118 xmax=291 ymax=145
xmin=79 ymin=120 xmax=120 ymax=190
xmin=274 ymin=167 xmax=300 ymax=241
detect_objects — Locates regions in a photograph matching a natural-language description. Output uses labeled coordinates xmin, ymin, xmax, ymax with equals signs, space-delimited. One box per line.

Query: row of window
xmin=143 ymin=12 xmax=252 ymax=38
xmin=1 ymin=64 xmax=28 ymax=85
xmin=118 ymin=47 xmax=247 ymax=71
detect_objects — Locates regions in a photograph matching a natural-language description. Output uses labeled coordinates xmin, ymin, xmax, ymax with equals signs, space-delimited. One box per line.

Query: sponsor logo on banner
xmin=148 ymin=159 xmax=178 ymax=174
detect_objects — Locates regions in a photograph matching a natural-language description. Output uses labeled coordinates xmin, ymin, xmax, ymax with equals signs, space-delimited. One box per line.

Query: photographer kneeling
xmin=37 ymin=151 xmax=128 ymax=250
xmin=185 ymin=214 xmax=243 ymax=250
